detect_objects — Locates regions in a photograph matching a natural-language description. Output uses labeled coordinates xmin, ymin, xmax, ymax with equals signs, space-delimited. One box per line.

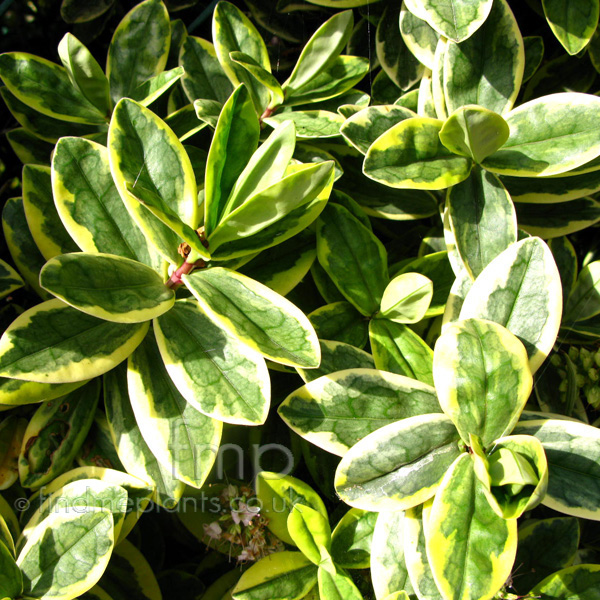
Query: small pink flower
xmin=203 ymin=521 xmax=222 ymax=540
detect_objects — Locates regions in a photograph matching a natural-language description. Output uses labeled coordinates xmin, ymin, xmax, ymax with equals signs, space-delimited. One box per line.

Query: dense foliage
xmin=1 ymin=0 xmax=600 ymax=599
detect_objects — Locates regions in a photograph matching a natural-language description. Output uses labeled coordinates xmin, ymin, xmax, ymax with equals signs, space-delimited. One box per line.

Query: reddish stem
xmin=166 ymin=259 xmax=204 ymax=288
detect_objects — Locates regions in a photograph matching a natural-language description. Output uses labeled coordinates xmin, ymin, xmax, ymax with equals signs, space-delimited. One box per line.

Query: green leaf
xmin=400 ymin=3 xmax=439 ymax=70
xmin=379 ymin=272 xmax=433 ymax=323
xmin=482 ymin=93 xmax=600 ymax=177
xmin=426 ymin=453 xmax=518 ymax=600
xmin=256 ymin=472 xmax=327 ymax=547
xmin=264 ymin=111 xmax=345 ymax=139
xmin=6 ymin=129 xmax=54 ymax=167
xmin=231 ymin=552 xmax=318 ymax=600
xmin=129 ymin=66 xmax=185 ymax=107
xmin=565 ymin=260 xmax=600 ymax=323
xmin=317 ymin=566 xmax=363 ymax=600
xmin=0 ymin=86 xmax=103 ymax=144
xmin=477 ymin=434 xmax=548 ymax=519
xmin=222 ymin=121 xmax=296 ymax=215
xmin=294 ymin=143 xmax=344 ymax=181
xmin=549 ymin=236 xmax=578 ymax=306
xmin=165 ymin=104 xmax=207 ymax=141
xmin=106 ymin=0 xmax=170 ymax=103
xmin=500 ymin=169 xmax=600 ymax=204
xmin=528 ymin=564 xmax=600 ymax=599
xmin=369 ymin=318 xmax=434 ymax=385
xmin=0 ymin=377 xmax=85 ymax=408
xmin=340 ymin=105 xmax=417 ymax=155
xmin=52 ymin=137 xmax=163 ymax=271
xmin=104 ymin=364 xmax=186 ymax=508
xmin=61 ymin=0 xmax=115 ymax=23
xmin=19 ymin=380 xmax=100 ymax=488
xmin=403 ymin=0 xmax=493 ymax=42
xmin=335 ymin=414 xmax=462 ymax=511
xmin=404 ymin=502 xmax=443 ymax=600
xmin=439 ymin=108 xmax=510 ymax=164
xmin=446 ymin=166 xmax=517 ymax=280
xmin=154 ymin=299 xmax=270 ymax=425
xmin=513 ymin=418 xmax=600 ymax=519
xmin=184 ymin=267 xmax=320 ymax=367
xmin=378 ymin=2 xmax=424 ymax=92
xmin=180 ymin=36 xmax=233 ymax=104
xmin=516 ymin=196 xmax=600 ymax=239
xmin=193 ymin=98 xmax=222 ymax=128
xmin=0 ymin=299 xmax=148 ymax=383
xmin=396 ymin=251 xmax=455 ymax=318
xmin=18 ymin=508 xmax=114 ymax=600
xmin=0 ymin=52 xmax=107 ymax=124
xmin=364 ymin=117 xmax=472 ymax=190
xmin=284 ymin=10 xmax=353 ymax=97
xmin=22 ymin=165 xmax=79 ymax=261
xmin=58 ymin=33 xmax=111 ymax=117
xmin=230 ymin=51 xmax=284 ymax=108
xmin=20 ymin=479 xmax=128 ymax=548
xmin=204 ymin=84 xmax=260 ymax=237
xmin=523 ymin=36 xmax=545 ymax=82
xmin=40 ymin=253 xmax=174 ymax=323
xmin=443 ymin=0 xmax=524 ymax=115
xmin=279 ymin=368 xmax=441 ymax=456
xmin=0 ymin=415 xmax=25 ymax=492
xmin=0 ymin=259 xmax=23 ymax=300
xmin=434 ymin=319 xmax=532 ymax=446
xmin=317 ymin=203 xmax=388 ymax=316
xmin=102 ymin=539 xmax=162 ymax=600
xmin=542 ymin=0 xmax=599 ymax=55
xmin=212 ymin=1 xmax=271 ymax=113
xmin=108 ymin=98 xmax=199 ymax=265
xmin=0 ymin=535 xmax=21 ymax=599
xmin=330 ymin=509 xmax=376 ymax=569
xmin=371 ymin=511 xmax=415 ymax=600
xmin=295 ymin=339 xmax=375 ymax=384
xmin=284 ymin=57 xmax=369 ymax=108
xmin=308 ymin=302 xmax=369 ymax=348
xmin=514 ymin=518 xmax=580 ymax=594
xmin=459 ymin=237 xmax=563 ymax=374
xmin=287 ymin=504 xmax=332 ymax=567
xmin=208 ymin=162 xmax=334 ymax=254
xmin=238 ymin=230 xmax=316 ymax=297
xmin=127 ymin=330 xmax=222 ymax=488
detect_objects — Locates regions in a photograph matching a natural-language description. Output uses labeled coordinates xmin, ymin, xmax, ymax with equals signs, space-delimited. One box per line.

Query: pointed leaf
xmin=482 ymin=93 xmax=600 ymax=177
xmin=58 ymin=33 xmax=111 ymax=117
xmin=284 ymin=11 xmax=353 ymax=96
xmin=19 ymin=380 xmax=100 ymax=488
xmin=231 ymin=552 xmax=318 ymax=600
xmin=369 ymin=318 xmax=434 ymax=385
xmin=542 ymin=0 xmax=599 ymax=55
xmin=184 ymin=267 xmax=320 ymax=367
xmin=459 ymin=237 xmax=562 ymax=373
xmin=403 ymin=0 xmax=494 ymax=42
xmin=180 ymin=36 xmax=233 ymax=104
xmin=40 ymin=253 xmax=175 ymax=323
xmin=317 ymin=203 xmax=388 ymax=316
xmin=108 ymin=98 xmax=198 ymax=265
xmin=127 ymin=331 xmax=222 ymax=488
xmin=129 ymin=66 xmax=185 ymax=106
xmin=106 ymin=0 xmax=170 ymax=103
xmin=364 ymin=117 xmax=472 ymax=190
xmin=104 ymin=365 xmax=186 ymax=508
xmin=330 ymin=508 xmax=376 ymax=570
xmin=443 ymin=0 xmax=524 ymax=115
xmin=204 ymin=84 xmax=260 ymax=236
xmin=212 ymin=1 xmax=270 ymax=113
xmin=0 ymin=299 xmax=149 ymax=383
xmin=154 ymin=299 xmax=270 ymax=425
xmin=230 ymin=51 xmax=284 ymax=108
xmin=52 ymin=137 xmax=162 ymax=270
xmin=400 ymin=3 xmax=440 ymax=70
xmin=426 ymin=454 xmax=518 ymax=600
xmin=22 ymin=165 xmax=79 ymax=260
xmin=279 ymin=368 xmax=441 ymax=456
xmin=446 ymin=166 xmax=517 ymax=280
xmin=0 ymin=52 xmax=106 ymax=124
xmin=335 ymin=414 xmax=462 ymax=511
xmin=287 ymin=504 xmax=332 ymax=566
